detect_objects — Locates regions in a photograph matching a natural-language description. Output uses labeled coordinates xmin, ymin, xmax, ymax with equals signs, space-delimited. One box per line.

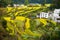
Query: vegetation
xmin=0 ymin=0 xmax=13 ymax=7
xmin=24 ymin=0 xmax=29 ymax=5
xmin=0 ymin=0 xmax=60 ymax=40
xmin=0 ymin=5 xmax=60 ymax=40
xmin=50 ymin=0 xmax=60 ymax=10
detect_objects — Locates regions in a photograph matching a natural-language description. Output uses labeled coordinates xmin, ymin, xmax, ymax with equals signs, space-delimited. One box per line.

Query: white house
xmin=37 ymin=12 xmax=49 ymax=18
xmin=13 ymin=4 xmax=20 ymax=7
xmin=53 ymin=9 xmax=60 ymax=22
xmin=37 ymin=9 xmax=60 ymax=23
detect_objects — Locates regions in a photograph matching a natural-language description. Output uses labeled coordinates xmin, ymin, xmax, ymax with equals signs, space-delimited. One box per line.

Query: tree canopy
xmin=24 ymin=0 xmax=29 ymax=5
xmin=0 ymin=0 xmax=13 ymax=7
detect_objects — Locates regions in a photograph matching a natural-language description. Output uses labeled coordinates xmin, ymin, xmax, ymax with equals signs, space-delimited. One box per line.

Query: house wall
xmin=53 ymin=9 xmax=60 ymax=22
xmin=37 ymin=9 xmax=60 ymax=23
xmin=37 ymin=12 xmax=49 ymax=18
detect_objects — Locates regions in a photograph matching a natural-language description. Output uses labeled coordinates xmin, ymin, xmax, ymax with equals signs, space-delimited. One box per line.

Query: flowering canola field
xmin=3 ymin=6 xmax=56 ymax=40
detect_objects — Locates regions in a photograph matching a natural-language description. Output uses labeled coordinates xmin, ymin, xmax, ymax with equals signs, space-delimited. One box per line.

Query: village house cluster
xmin=37 ymin=9 xmax=60 ymax=23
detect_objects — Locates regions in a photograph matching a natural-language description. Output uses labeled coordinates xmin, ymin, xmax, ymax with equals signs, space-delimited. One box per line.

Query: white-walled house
xmin=37 ymin=12 xmax=49 ymax=18
xmin=36 ymin=9 xmax=60 ymax=23
xmin=13 ymin=4 xmax=20 ymax=7
xmin=53 ymin=9 xmax=60 ymax=22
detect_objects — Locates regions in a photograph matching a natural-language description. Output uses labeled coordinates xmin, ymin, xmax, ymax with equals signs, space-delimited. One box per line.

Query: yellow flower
xmin=17 ymin=7 xmax=21 ymax=10
xmin=7 ymin=7 xmax=13 ymax=13
xmin=36 ymin=18 xmax=47 ymax=26
xmin=25 ymin=18 xmax=30 ymax=29
xmin=15 ymin=12 xmax=19 ymax=16
xmin=50 ymin=20 xmax=56 ymax=25
xmin=4 ymin=17 xmax=11 ymax=21
xmin=7 ymin=22 xmax=15 ymax=35
xmin=40 ymin=19 xmax=47 ymax=26
xmin=15 ymin=16 xmax=25 ymax=21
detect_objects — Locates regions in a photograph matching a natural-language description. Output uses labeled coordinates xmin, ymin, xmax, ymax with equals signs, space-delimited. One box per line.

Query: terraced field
xmin=6 ymin=6 xmax=49 ymax=17
xmin=0 ymin=5 xmax=57 ymax=40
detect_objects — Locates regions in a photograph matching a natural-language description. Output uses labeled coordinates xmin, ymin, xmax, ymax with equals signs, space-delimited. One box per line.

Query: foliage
xmin=0 ymin=0 xmax=13 ymax=7
xmin=24 ymin=0 xmax=29 ymax=5
xmin=3 ymin=16 xmax=57 ymax=40
xmin=0 ymin=6 xmax=60 ymax=40
xmin=50 ymin=0 xmax=60 ymax=10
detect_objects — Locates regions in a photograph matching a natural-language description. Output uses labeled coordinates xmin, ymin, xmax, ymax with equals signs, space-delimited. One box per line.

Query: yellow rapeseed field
xmin=4 ymin=16 xmax=30 ymax=29
xmin=36 ymin=18 xmax=47 ymax=26
xmin=6 ymin=7 xmax=13 ymax=13
xmin=15 ymin=16 xmax=26 ymax=21
xmin=4 ymin=17 xmax=11 ymax=21
xmin=25 ymin=18 xmax=30 ymax=29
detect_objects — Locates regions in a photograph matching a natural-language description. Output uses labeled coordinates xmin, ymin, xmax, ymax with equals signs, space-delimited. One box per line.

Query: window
xmin=45 ymin=14 xmax=47 ymax=18
xmin=57 ymin=18 xmax=60 ymax=20
xmin=59 ymin=13 xmax=60 ymax=16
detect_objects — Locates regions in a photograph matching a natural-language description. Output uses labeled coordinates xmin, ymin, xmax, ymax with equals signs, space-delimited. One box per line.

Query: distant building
xmin=28 ymin=3 xmax=41 ymax=7
xmin=20 ymin=4 xmax=25 ymax=7
xmin=13 ymin=4 xmax=20 ymax=7
xmin=7 ymin=4 xmax=11 ymax=7
xmin=37 ymin=12 xmax=49 ymax=18
xmin=53 ymin=9 xmax=60 ymax=23
xmin=36 ymin=9 xmax=60 ymax=23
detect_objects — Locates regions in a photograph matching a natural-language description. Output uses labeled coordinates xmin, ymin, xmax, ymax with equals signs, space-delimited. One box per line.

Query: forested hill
xmin=14 ymin=0 xmax=52 ymax=4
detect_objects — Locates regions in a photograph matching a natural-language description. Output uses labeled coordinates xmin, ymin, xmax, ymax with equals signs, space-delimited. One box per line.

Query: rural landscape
xmin=0 ymin=0 xmax=60 ymax=40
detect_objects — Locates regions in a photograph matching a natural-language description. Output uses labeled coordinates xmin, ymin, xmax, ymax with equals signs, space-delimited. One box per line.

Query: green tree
xmin=54 ymin=0 xmax=60 ymax=8
xmin=50 ymin=0 xmax=60 ymax=9
xmin=24 ymin=0 xmax=29 ymax=5
xmin=0 ymin=0 xmax=13 ymax=7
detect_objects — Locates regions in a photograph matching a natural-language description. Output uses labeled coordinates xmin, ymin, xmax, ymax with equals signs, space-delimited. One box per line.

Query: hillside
xmin=14 ymin=0 xmax=52 ymax=4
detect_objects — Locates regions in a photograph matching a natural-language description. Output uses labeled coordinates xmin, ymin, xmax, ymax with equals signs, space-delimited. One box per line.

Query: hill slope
xmin=14 ymin=0 xmax=52 ymax=4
